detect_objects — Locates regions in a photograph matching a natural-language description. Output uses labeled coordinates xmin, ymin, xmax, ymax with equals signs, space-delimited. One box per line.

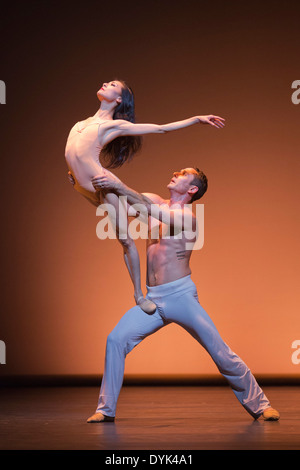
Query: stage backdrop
xmin=0 ymin=1 xmax=299 ymax=380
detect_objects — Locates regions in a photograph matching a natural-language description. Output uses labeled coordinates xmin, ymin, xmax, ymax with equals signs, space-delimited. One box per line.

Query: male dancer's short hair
xmin=190 ymin=168 xmax=208 ymax=202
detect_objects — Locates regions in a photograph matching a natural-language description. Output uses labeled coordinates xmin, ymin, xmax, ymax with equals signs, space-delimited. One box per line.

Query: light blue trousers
xmin=96 ymin=275 xmax=270 ymax=419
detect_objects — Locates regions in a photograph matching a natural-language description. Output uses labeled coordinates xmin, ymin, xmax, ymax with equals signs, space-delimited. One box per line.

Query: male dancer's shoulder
xmin=141 ymin=192 xmax=166 ymax=205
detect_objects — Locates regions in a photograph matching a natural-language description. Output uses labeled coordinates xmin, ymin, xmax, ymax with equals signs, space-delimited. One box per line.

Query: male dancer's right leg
xmin=87 ymin=305 xmax=166 ymax=422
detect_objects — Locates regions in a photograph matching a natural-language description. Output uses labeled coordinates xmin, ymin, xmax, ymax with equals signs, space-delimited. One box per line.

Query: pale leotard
xmin=65 ymin=118 xmax=108 ymax=204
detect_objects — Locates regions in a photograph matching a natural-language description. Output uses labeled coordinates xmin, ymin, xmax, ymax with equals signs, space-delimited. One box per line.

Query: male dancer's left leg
xmin=87 ymin=305 xmax=166 ymax=421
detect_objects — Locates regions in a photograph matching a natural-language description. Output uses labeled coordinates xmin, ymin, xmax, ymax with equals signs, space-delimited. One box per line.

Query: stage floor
xmin=0 ymin=385 xmax=299 ymax=450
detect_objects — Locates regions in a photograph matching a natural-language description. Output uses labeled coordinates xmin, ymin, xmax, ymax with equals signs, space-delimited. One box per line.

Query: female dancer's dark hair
xmin=101 ymin=79 xmax=142 ymax=169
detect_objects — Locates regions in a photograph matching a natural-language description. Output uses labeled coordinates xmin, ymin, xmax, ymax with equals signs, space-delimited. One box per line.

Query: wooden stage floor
xmin=0 ymin=385 xmax=299 ymax=451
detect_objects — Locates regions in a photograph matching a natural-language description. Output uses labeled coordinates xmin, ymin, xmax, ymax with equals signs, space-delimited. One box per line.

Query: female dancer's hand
xmin=197 ymin=115 xmax=225 ymax=129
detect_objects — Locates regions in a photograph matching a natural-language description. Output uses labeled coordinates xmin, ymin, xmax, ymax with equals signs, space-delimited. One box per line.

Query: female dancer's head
xmin=97 ymin=80 xmax=124 ymax=107
xmin=97 ymin=79 xmax=142 ymax=168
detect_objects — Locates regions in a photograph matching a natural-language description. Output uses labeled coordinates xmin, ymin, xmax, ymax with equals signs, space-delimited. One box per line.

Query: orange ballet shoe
xmin=87 ymin=412 xmax=115 ymax=423
xmin=262 ymin=407 xmax=280 ymax=421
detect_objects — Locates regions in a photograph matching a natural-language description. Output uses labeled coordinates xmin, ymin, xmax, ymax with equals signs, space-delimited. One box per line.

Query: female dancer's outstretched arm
xmin=98 ymin=114 xmax=225 ymax=147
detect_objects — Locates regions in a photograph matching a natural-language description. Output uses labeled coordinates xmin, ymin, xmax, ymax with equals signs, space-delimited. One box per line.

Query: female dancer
xmin=65 ymin=79 xmax=225 ymax=313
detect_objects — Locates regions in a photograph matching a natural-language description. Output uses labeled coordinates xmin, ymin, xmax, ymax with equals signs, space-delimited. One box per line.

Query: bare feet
xmin=262 ymin=407 xmax=280 ymax=421
xmin=87 ymin=412 xmax=115 ymax=423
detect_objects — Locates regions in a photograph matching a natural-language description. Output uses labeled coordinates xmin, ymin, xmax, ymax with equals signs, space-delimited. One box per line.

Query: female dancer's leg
xmin=100 ymin=189 xmax=156 ymax=314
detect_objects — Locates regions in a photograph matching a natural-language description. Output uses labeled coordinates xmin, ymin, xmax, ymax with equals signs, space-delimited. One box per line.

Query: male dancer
xmin=87 ymin=167 xmax=280 ymax=422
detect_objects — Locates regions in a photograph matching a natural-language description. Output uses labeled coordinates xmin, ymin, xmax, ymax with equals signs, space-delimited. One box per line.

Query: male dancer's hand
xmin=91 ymin=170 xmax=121 ymax=192
xmin=197 ymin=115 xmax=225 ymax=129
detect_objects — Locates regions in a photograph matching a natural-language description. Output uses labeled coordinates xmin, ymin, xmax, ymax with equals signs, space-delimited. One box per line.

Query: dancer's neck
xmin=169 ymin=192 xmax=191 ymax=207
xmin=94 ymin=101 xmax=116 ymax=121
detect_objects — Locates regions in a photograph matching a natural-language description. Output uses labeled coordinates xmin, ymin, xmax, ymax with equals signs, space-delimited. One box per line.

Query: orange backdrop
xmin=0 ymin=1 xmax=299 ymax=379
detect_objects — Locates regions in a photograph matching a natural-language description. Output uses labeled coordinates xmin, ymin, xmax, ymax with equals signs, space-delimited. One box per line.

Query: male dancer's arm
xmin=67 ymin=170 xmax=148 ymax=216
xmin=91 ymin=172 xmax=195 ymax=230
xmin=92 ymin=171 xmax=163 ymax=210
